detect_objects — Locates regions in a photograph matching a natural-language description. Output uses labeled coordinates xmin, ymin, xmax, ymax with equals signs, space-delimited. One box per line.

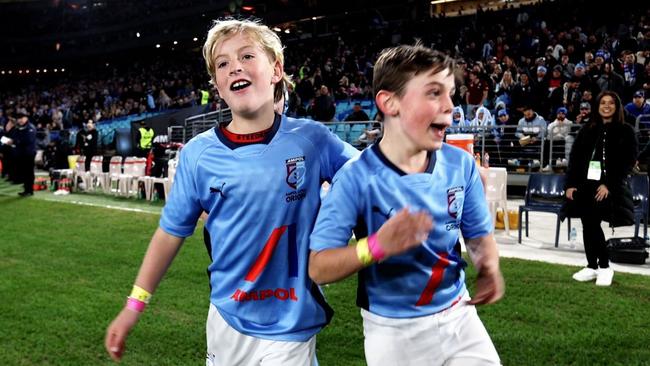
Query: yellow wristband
xmin=356 ymin=237 xmax=374 ymax=267
xmin=130 ymin=285 xmax=152 ymax=304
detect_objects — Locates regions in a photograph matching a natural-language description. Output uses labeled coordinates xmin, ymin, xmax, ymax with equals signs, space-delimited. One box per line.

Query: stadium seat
xmin=518 ymin=174 xmax=571 ymax=247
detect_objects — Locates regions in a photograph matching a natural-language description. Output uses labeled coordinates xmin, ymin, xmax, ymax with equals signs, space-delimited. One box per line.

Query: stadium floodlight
xmin=156 ymin=44 xmax=161 ymax=48
xmin=284 ymin=29 xmax=290 ymax=34
xmin=36 ymin=69 xmax=40 ymax=73
xmin=173 ymin=41 xmax=178 ymax=45
xmin=18 ymin=70 xmax=22 ymax=74
xmin=193 ymin=37 xmax=198 ymax=41
xmin=136 ymin=32 xmax=141 ymax=38
xmin=25 ymin=69 xmax=30 ymax=74
xmin=8 ymin=70 xmax=12 ymax=74
xmin=54 ymin=68 xmax=58 ymax=72
xmin=43 ymin=69 xmax=47 ymax=73
xmin=272 ymin=27 xmax=281 ymax=32
xmin=61 ymin=68 xmax=65 ymax=72
xmin=1 ymin=71 xmax=5 ymax=75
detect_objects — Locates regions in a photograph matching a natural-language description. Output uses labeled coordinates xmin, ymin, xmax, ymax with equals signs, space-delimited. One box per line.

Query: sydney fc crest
xmin=447 ymin=186 xmax=464 ymax=219
xmin=285 ymin=156 xmax=306 ymax=190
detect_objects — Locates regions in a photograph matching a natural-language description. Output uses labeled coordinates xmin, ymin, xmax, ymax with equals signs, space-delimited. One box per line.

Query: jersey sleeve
xmin=159 ymin=146 xmax=203 ymax=238
xmin=318 ymin=125 xmax=359 ymax=182
xmin=459 ymin=159 xmax=493 ymax=240
xmin=310 ymin=166 xmax=364 ymax=251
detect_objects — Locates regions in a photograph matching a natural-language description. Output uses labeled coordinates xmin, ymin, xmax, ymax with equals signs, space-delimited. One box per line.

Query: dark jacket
xmin=563 ymin=121 xmax=638 ymax=227
xmin=13 ymin=122 xmax=36 ymax=156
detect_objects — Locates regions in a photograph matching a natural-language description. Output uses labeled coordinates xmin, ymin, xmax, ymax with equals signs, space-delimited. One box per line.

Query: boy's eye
xmin=243 ymin=54 xmax=254 ymax=60
xmin=216 ymin=61 xmax=228 ymax=69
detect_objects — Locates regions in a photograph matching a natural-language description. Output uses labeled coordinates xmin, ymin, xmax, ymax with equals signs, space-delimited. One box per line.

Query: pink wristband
xmin=367 ymin=234 xmax=386 ymax=261
xmin=126 ymin=297 xmax=147 ymax=313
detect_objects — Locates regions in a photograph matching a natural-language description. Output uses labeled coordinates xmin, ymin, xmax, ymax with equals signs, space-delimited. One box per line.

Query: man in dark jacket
xmin=12 ymin=112 xmax=37 ymax=196
xmin=311 ymin=85 xmax=336 ymax=122
xmin=79 ymin=120 xmax=98 ymax=171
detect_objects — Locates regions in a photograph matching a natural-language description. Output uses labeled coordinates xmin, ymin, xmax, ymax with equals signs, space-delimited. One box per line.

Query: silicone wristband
xmin=129 ymin=285 xmax=152 ymax=304
xmin=356 ymin=237 xmax=374 ymax=266
xmin=367 ymin=234 xmax=386 ymax=261
xmin=126 ymin=297 xmax=147 ymax=313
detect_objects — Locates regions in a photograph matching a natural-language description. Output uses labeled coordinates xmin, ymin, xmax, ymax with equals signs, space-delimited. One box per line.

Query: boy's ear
xmin=271 ymin=61 xmax=283 ymax=84
xmin=376 ymin=90 xmax=399 ymax=117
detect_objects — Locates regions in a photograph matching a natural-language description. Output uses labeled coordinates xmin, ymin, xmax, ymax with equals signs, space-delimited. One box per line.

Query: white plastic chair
xmin=73 ymin=156 xmax=92 ymax=191
xmin=120 ymin=157 xmax=146 ymax=197
xmin=105 ymin=156 xmax=123 ymax=194
xmin=484 ymin=167 xmax=509 ymax=234
xmin=88 ymin=155 xmax=105 ymax=192
xmin=149 ymin=157 xmax=178 ymax=201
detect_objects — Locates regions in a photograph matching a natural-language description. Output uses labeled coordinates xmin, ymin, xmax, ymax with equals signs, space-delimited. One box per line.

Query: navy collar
xmin=372 ymin=143 xmax=436 ymax=176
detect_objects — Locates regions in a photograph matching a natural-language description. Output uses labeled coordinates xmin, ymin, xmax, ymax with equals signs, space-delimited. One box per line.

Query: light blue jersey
xmin=310 ymin=143 xmax=492 ymax=318
xmin=160 ymin=114 xmax=357 ymax=341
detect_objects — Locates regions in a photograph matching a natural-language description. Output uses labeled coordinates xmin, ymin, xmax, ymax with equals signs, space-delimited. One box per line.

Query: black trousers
xmin=16 ymin=153 xmax=35 ymax=194
xmin=579 ymin=182 xmax=610 ymax=269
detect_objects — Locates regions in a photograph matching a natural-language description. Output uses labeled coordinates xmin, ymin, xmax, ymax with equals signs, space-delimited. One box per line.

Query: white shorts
xmin=361 ymin=292 xmax=500 ymax=366
xmin=206 ymin=303 xmax=316 ymax=366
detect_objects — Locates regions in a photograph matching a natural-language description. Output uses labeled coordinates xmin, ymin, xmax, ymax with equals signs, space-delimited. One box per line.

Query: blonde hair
xmin=202 ymin=18 xmax=291 ymax=103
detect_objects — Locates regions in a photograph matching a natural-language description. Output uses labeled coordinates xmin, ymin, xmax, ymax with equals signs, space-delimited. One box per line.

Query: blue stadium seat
xmin=518 ymin=174 xmax=571 ymax=248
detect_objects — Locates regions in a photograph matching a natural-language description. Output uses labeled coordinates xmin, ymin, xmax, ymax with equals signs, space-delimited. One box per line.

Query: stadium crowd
xmin=1 ymin=0 xmax=650 ymax=172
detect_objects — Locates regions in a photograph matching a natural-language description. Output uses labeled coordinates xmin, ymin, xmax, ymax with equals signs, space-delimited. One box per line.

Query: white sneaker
xmin=542 ymin=164 xmax=552 ymax=172
xmin=572 ymin=267 xmax=598 ymax=282
xmin=596 ymin=267 xmax=614 ymax=286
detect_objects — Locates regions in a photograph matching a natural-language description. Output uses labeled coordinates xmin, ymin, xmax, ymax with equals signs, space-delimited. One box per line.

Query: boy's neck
xmin=378 ymin=132 xmax=429 ymax=174
xmin=228 ymin=104 xmax=276 ymax=134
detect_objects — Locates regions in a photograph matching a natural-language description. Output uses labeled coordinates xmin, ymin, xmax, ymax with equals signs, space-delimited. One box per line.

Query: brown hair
xmin=373 ymin=43 xmax=454 ymax=119
xmin=592 ymin=90 xmax=625 ymax=126
xmin=202 ymin=18 xmax=291 ymax=102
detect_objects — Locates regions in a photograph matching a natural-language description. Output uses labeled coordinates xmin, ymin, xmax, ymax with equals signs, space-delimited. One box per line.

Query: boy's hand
xmin=376 ymin=208 xmax=433 ymax=258
xmin=105 ymin=308 xmax=141 ymax=362
xmin=468 ymin=266 xmax=504 ymax=305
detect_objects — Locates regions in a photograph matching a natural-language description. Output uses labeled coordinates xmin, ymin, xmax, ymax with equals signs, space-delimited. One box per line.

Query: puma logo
xmin=209 ymin=182 xmax=227 ymax=198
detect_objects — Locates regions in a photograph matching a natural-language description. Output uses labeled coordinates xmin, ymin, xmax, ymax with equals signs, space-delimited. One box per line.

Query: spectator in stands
xmin=532 ymin=65 xmax=550 ymax=117
xmin=311 ymin=85 xmax=336 ymax=122
xmin=575 ymin=102 xmax=593 ymax=126
xmin=515 ymin=105 xmax=546 ymax=141
xmin=35 ymin=122 xmax=50 ymax=151
xmin=309 ymin=43 xmax=502 ymax=366
xmin=449 ymin=106 xmax=469 ymax=134
xmin=12 ymin=112 xmax=36 ymax=197
xmin=491 ymin=109 xmax=517 ymax=165
xmin=285 ymin=83 xmax=301 ymax=118
xmin=511 ymin=72 xmax=534 ymax=118
xmin=621 ymin=50 xmax=644 ymax=101
xmin=565 ymin=91 xmax=637 ymax=287
xmin=515 ymin=105 xmax=547 ymax=167
xmin=465 ymin=69 xmax=488 ymax=119
xmin=546 ymin=107 xmax=574 ymax=166
xmin=494 ymin=70 xmax=515 ymax=107
xmin=624 ymin=90 xmax=650 ymax=121
xmin=596 ymin=62 xmax=625 ymax=96
xmin=345 ymin=102 xmax=369 ymax=121
xmin=470 ymin=106 xmax=494 ymax=127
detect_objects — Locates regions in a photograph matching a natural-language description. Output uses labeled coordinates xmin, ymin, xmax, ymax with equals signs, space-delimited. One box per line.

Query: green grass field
xmin=1 ymin=184 xmax=650 ymax=365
